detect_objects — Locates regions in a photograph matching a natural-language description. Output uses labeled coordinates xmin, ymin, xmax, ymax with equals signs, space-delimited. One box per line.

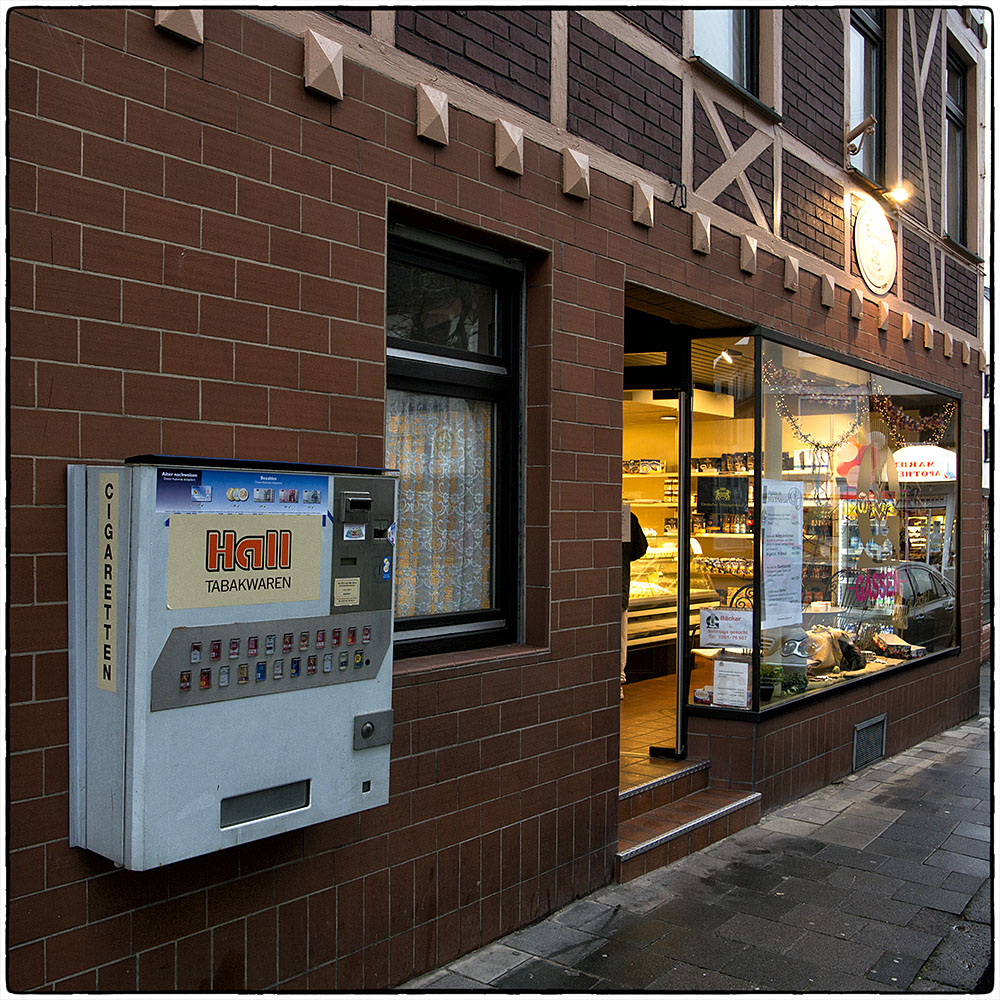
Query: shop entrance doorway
xmin=620 ymin=321 xmax=691 ymax=782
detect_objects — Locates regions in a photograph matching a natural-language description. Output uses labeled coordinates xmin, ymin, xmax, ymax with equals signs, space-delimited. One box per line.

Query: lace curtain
xmin=385 ymin=389 xmax=493 ymax=618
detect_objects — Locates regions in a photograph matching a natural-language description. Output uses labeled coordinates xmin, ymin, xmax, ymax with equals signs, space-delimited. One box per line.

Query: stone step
xmin=615 ymin=787 xmax=762 ymax=883
xmin=619 ymin=759 xmax=710 ymax=823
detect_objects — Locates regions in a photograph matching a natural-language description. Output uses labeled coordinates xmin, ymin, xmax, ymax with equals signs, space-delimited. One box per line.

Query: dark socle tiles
xmin=647 ymin=959 xmax=753 ymax=991
xmin=571 ymin=938 xmax=673 ymax=989
xmin=491 ymin=958 xmax=599 ymax=991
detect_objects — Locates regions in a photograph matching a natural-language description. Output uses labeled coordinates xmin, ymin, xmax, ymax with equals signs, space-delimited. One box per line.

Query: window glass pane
xmin=946 ymin=115 xmax=965 ymax=241
xmin=849 ymin=25 xmax=878 ymax=176
xmin=947 ymin=60 xmax=966 ymax=109
xmin=759 ymin=342 xmax=959 ymax=707
xmin=693 ymin=9 xmax=744 ymax=86
xmin=385 ymin=389 xmax=494 ymax=618
xmin=687 ymin=336 xmax=757 ymax=711
xmin=386 ymin=260 xmax=497 ymax=355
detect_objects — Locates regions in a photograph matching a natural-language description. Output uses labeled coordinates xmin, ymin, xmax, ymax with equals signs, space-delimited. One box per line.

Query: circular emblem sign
xmin=854 ymin=199 xmax=896 ymax=295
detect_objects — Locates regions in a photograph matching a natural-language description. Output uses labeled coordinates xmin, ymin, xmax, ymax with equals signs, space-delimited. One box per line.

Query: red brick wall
xmin=7 ymin=6 xmax=984 ymax=992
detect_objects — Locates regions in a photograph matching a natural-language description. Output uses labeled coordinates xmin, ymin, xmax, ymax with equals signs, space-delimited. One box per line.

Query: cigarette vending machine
xmin=68 ymin=457 xmax=396 ymax=870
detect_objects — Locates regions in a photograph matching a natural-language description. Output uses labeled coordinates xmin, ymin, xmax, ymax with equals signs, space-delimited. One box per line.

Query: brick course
xmin=781 ymin=151 xmax=845 ymax=267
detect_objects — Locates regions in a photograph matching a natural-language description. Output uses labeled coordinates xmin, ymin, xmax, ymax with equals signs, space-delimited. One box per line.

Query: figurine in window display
xmin=621 ymin=510 xmax=648 ymax=699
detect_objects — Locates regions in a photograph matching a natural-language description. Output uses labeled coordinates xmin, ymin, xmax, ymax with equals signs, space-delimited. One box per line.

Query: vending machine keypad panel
xmin=150 ymin=612 xmax=390 ymax=711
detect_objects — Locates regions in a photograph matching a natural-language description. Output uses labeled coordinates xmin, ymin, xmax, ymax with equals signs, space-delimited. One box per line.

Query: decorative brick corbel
xmin=692 ymin=212 xmax=711 ymax=255
xmin=877 ymin=301 xmax=890 ymax=331
xmin=962 ymin=340 xmax=971 ymax=366
xmin=849 ymin=287 xmax=864 ymax=320
xmin=923 ymin=322 xmax=934 ymax=350
xmin=901 ymin=312 xmax=913 ymax=341
xmin=739 ymin=234 xmax=757 ymax=274
xmin=820 ymin=274 xmax=836 ymax=308
xmin=632 ymin=180 xmax=654 ymax=227
xmin=416 ymin=84 xmax=449 ymax=146
xmin=562 ymin=148 xmax=590 ymax=199
xmin=495 ymin=120 xmax=524 ymax=175
xmin=304 ymin=29 xmax=344 ymax=100
xmin=943 ymin=331 xmax=954 ymax=358
xmin=154 ymin=9 xmax=204 ymax=44
xmin=979 ymin=350 xmax=987 ymax=373
xmin=784 ymin=255 xmax=799 ymax=292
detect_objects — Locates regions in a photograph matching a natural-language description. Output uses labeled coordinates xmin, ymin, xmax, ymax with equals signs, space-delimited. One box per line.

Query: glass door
xmin=622 ymin=374 xmax=688 ymax=757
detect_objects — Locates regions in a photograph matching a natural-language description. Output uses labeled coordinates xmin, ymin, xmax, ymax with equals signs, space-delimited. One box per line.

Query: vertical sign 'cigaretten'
xmin=98 ymin=473 xmax=118 ymax=692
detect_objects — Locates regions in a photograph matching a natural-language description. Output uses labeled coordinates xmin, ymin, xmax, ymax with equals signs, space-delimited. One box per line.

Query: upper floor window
xmin=849 ymin=9 xmax=885 ymax=182
xmin=384 ymin=228 xmax=523 ymax=656
xmin=693 ymin=8 xmax=758 ymax=95
xmin=945 ymin=50 xmax=968 ymax=245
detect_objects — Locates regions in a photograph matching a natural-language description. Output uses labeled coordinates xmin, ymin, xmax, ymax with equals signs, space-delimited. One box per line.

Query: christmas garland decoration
xmin=871 ymin=391 xmax=956 ymax=445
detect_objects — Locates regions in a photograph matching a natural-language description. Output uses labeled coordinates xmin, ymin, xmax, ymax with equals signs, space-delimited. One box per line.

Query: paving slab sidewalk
xmin=404 ymin=667 xmax=993 ymax=993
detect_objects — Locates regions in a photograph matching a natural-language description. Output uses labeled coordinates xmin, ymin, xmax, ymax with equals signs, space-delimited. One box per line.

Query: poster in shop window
xmin=761 ymin=479 xmax=803 ymax=629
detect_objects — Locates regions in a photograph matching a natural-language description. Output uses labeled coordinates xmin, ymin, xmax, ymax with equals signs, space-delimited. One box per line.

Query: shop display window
xmin=642 ymin=334 xmax=963 ymax=713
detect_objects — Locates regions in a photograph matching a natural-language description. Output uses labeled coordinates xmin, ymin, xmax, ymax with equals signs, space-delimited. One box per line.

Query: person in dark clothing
xmin=621 ymin=509 xmax=648 ymax=697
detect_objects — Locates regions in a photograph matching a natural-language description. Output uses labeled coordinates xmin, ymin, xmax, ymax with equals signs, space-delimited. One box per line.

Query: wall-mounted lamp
xmin=846 ymin=114 xmax=877 ymax=156
xmin=884 ymin=182 xmax=912 ymax=205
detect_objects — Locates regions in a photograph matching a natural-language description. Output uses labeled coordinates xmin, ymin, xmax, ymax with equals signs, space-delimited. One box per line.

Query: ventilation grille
xmin=853 ymin=714 xmax=887 ymax=771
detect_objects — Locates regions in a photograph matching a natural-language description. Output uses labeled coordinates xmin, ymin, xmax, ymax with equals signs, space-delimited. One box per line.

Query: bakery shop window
xmin=687 ymin=335 xmax=959 ymax=711
xmin=384 ymin=227 xmax=522 ymax=657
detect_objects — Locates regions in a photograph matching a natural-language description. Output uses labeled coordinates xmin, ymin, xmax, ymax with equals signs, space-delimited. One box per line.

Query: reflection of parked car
xmin=829 ymin=562 xmax=956 ymax=653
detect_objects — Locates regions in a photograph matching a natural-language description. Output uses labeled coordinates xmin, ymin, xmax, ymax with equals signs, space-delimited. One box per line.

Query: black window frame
xmin=691 ymin=8 xmax=759 ymax=96
xmin=849 ymin=8 xmax=885 ymax=185
xmin=945 ymin=49 xmax=969 ymax=246
xmin=385 ymin=229 xmax=523 ymax=658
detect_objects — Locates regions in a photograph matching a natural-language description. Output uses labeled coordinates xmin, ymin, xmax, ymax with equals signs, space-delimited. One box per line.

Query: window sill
xmin=846 ymin=166 xmax=888 ymax=198
xmin=686 ymin=55 xmax=782 ymax=124
xmin=392 ymin=642 xmax=549 ymax=680
xmin=942 ymin=235 xmax=984 ymax=265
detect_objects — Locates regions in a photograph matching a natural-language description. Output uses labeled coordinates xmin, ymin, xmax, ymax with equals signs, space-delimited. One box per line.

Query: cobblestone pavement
xmin=405 ymin=669 xmax=993 ymax=993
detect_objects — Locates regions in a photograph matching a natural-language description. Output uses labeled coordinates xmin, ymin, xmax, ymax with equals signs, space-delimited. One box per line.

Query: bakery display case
xmin=627 ymin=540 xmax=719 ymax=647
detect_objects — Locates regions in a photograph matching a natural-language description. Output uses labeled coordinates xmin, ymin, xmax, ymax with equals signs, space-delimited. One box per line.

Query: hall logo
xmin=205 ymin=528 xmax=292 ymax=573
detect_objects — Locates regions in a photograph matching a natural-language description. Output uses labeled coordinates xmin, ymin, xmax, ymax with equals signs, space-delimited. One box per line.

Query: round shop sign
xmin=854 ymin=199 xmax=896 ymax=295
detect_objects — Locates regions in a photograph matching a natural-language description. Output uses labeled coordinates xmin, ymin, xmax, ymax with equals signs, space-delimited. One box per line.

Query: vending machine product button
xmin=362 ymin=625 xmax=372 ymax=643
xmin=179 ymin=670 xmax=192 ymax=692
xmin=219 ymin=666 xmax=230 ymax=687
xmin=282 ymin=632 xmax=293 ymax=653
xmin=200 ymin=668 xmax=212 ymax=690
xmin=322 ymin=653 xmax=333 ymax=673
xmin=290 ymin=658 xmax=301 ymax=678
xmin=338 ymin=652 xmax=349 ymax=670
xmin=210 ymin=640 xmax=222 ymax=661
xmin=347 ymin=627 xmax=357 ymax=645
xmin=190 ymin=642 xmax=202 ymax=664
xmin=229 ymin=638 xmax=240 ymax=659
xmin=265 ymin=634 xmax=276 ymax=655
xmin=273 ymin=659 xmax=284 ymax=679
xmin=354 ymin=650 xmax=364 ymax=668
xmin=248 ymin=636 xmax=259 ymax=656
xmin=299 ymin=631 xmax=310 ymax=651
xmin=307 ymin=655 xmax=317 ymax=675
xmin=255 ymin=662 xmax=267 ymax=682
xmin=238 ymin=663 xmax=250 ymax=685
xmin=316 ymin=629 xmax=326 ymax=649
xmin=332 ymin=629 xmax=342 ymax=646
